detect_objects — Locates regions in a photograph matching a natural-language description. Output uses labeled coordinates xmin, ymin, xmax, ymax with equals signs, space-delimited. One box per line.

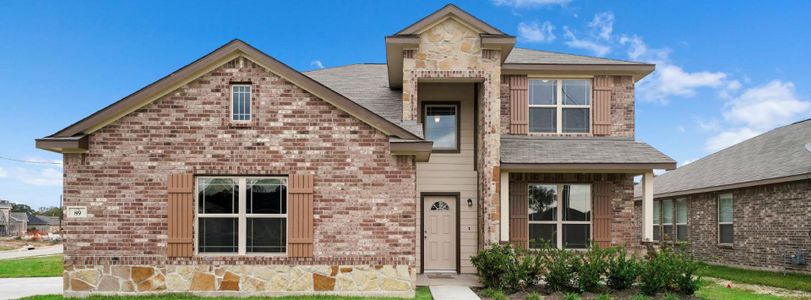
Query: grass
xmin=697 ymin=262 xmax=811 ymax=292
xmin=0 ymin=254 xmax=63 ymax=278
xmin=696 ymin=280 xmax=784 ymax=300
xmin=21 ymin=287 xmax=433 ymax=300
xmin=0 ymin=245 xmax=19 ymax=251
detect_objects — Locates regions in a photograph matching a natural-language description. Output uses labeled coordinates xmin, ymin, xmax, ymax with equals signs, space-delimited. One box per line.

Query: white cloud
xmin=696 ymin=118 xmax=721 ymax=132
xmin=675 ymin=125 xmax=686 ymax=133
xmin=492 ymin=0 xmax=571 ymax=8
xmin=13 ymin=167 xmax=63 ymax=186
xmin=589 ymin=12 xmax=614 ymax=40
xmin=563 ymin=27 xmax=610 ymax=56
xmin=704 ymin=80 xmax=810 ymax=152
xmin=310 ymin=60 xmax=324 ymax=69
xmin=518 ymin=21 xmax=555 ymax=43
xmin=0 ymin=167 xmax=7 ymax=178
xmin=719 ymin=80 xmax=742 ymax=99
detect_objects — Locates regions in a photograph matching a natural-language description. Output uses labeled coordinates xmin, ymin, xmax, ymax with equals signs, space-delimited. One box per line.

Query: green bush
xmin=671 ymin=248 xmax=702 ymax=294
xmin=662 ymin=293 xmax=679 ymax=300
xmin=575 ymin=245 xmax=610 ymax=292
xmin=481 ymin=288 xmax=507 ymax=300
xmin=606 ymin=247 xmax=639 ymax=290
xmin=526 ymin=292 xmax=542 ymax=300
xmin=471 ymin=244 xmax=542 ymax=292
xmin=638 ymin=249 xmax=671 ymax=295
xmin=595 ymin=294 xmax=612 ymax=300
xmin=542 ymin=246 xmax=578 ymax=292
xmin=563 ymin=292 xmax=581 ymax=300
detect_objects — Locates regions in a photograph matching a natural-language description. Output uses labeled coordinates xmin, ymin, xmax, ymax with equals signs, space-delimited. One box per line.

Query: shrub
xmin=542 ymin=246 xmax=578 ymax=292
xmin=662 ymin=293 xmax=679 ymax=300
xmin=563 ymin=292 xmax=581 ymax=300
xmin=575 ymin=245 xmax=610 ymax=292
xmin=671 ymin=248 xmax=702 ymax=294
xmin=526 ymin=292 xmax=542 ymax=300
xmin=471 ymin=244 xmax=514 ymax=290
xmin=606 ymin=247 xmax=639 ymax=290
xmin=482 ymin=288 xmax=507 ymax=300
xmin=638 ymin=249 xmax=671 ymax=295
xmin=471 ymin=244 xmax=542 ymax=292
xmin=595 ymin=294 xmax=612 ymax=300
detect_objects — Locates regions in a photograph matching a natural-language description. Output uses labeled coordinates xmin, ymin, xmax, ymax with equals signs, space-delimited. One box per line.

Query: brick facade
xmin=62 ymin=57 xmax=417 ymax=295
xmin=510 ymin=173 xmax=637 ymax=248
xmin=634 ymin=180 xmax=811 ymax=272
xmin=499 ymin=75 xmax=635 ymax=138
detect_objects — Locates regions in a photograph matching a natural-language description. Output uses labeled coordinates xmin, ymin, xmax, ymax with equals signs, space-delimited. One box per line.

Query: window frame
xmin=195 ymin=176 xmax=288 ymax=256
xmin=675 ymin=198 xmax=688 ymax=241
xmin=528 ymin=79 xmax=592 ymax=134
xmin=717 ymin=193 xmax=734 ymax=246
xmin=527 ymin=183 xmax=592 ymax=249
xmin=230 ymin=84 xmax=252 ymax=122
xmin=421 ymin=102 xmax=461 ymax=153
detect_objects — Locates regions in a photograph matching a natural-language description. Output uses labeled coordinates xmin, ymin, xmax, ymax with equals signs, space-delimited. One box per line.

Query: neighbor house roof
xmin=650 ymin=119 xmax=811 ymax=198
xmin=304 ymin=64 xmax=422 ymax=138
xmin=36 ymin=39 xmax=423 ymax=153
xmin=500 ymin=135 xmax=676 ymax=172
xmin=10 ymin=212 xmax=49 ymax=225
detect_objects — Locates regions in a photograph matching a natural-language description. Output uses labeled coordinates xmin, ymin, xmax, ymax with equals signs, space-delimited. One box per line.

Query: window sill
xmin=228 ymin=121 xmax=253 ymax=129
xmin=431 ymin=149 xmax=461 ymax=154
xmin=717 ymin=244 xmax=734 ymax=249
xmin=195 ymin=253 xmax=288 ymax=258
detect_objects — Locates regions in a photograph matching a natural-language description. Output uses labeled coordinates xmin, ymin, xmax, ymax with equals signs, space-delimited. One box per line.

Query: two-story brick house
xmin=36 ymin=4 xmax=675 ymax=297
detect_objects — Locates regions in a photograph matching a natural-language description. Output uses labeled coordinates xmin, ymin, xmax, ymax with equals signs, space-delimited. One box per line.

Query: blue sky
xmin=1 ymin=0 xmax=809 ymax=209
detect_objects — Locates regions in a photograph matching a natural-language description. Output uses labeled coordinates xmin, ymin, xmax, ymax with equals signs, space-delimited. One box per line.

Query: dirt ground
xmin=475 ymin=286 xmax=701 ymax=300
xmin=0 ymin=237 xmax=60 ymax=251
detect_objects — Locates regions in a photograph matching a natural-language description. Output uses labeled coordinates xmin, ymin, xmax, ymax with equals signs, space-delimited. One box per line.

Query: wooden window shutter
xmin=592 ymin=181 xmax=613 ymax=248
xmin=592 ymin=76 xmax=613 ymax=136
xmin=509 ymin=180 xmax=529 ymax=249
xmin=288 ymin=174 xmax=314 ymax=257
xmin=509 ymin=75 xmax=529 ymax=134
xmin=167 ymin=173 xmax=194 ymax=257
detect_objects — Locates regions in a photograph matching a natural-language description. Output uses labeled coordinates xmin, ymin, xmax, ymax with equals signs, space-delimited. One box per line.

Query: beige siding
xmin=416 ymin=83 xmax=478 ymax=274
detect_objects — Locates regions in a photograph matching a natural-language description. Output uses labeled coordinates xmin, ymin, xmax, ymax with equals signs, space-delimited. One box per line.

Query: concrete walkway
xmin=0 ymin=277 xmax=62 ymax=300
xmin=0 ymin=245 xmax=62 ymax=260
xmin=429 ymin=286 xmax=481 ymax=300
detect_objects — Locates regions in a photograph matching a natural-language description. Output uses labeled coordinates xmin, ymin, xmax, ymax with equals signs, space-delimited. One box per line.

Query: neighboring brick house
xmin=36 ymin=4 xmax=674 ymax=297
xmin=634 ymin=119 xmax=811 ymax=273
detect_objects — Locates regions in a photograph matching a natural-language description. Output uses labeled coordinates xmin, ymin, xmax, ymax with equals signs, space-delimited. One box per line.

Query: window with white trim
xmin=718 ymin=193 xmax=733 ymax=244
xmin=197 ymin=177 xmax=287 ymax=255
xmin=528 ymin=184 xmax=591 ymax=249
xmin=231 ymin=85 xmax=252 ymax=121
xmin=529 ymin=79 xmax=591 ymax=133
xmin=675 ymin=198 xmax=688 ymax=241
xmin=662 ymin=199 xmax=673 ymax=241
xmin=652 ymin=198 xmax=688 ymax=242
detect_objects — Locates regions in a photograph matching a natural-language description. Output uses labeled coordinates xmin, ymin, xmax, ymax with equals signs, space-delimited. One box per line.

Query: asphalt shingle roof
xmin=500 ymin=135 xmax=675 ymax=165
xmin=505 ymin=48 xmax=645 ymax=65
xmin=652 ymin=119 xmax=811 ymax=195
xmin=304 ymin=64 xmax=422 ymax=137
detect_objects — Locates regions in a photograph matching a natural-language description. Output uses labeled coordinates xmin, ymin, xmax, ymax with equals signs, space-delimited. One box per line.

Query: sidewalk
xmin=0 ymin=245 xmax=63 ymax=260
xmin=0 ymin=277 xmax=62 ymax=300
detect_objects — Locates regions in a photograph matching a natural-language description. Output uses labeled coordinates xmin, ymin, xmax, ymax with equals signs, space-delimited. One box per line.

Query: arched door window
xmin=430 ymin=201 xmax=449 ymax=211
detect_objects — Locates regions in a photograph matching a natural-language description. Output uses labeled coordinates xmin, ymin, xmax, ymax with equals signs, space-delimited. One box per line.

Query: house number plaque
xmin=66 ymin=206 xmax=87 ymax=218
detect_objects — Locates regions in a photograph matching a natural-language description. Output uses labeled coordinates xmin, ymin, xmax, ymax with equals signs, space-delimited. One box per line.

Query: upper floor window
xmin=718 ymin=193 xmax=733 ymax=244
xmin=529 ymin=79 xmax=591 ymax=134
xmin=424 ymin=103 xmax=459 ymax=152
xmin=197 ymin=177 xmax=287 ymax=255
xmin=231 ymin=85 xmax=252 ymax=121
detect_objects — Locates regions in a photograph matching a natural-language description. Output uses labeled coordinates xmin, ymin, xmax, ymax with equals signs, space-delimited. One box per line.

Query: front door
xmin=423 ymin=196 xmax=456 ymax=272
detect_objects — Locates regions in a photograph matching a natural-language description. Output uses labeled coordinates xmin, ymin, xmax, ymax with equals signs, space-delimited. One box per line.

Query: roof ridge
xmin=512 ymin=47 xmax=650 ymax=65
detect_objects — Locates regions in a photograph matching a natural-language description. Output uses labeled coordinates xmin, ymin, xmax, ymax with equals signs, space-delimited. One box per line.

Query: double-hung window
xmin=197 ymin=177 xmax=287 ymax=255
xmin=653 ymin=200 xmax=661 ymax=241
xmin=662 ymin=199 xmax=674 ymax=241
xmin=529 ymin=79 xmax=591 ymax=133
xmin=675 ymin=198 xmax=688 ymax=241
xmin=231 ymin=85 xmax=252 ymax=121
xmin=718 ymin=193 xmax=734 ymax=244
xmin=528 ymin=184 xmax=591 ymax=249
xmin=652 ymin=198 xmax=688 ymax=242
xmin=423 ymin=103 xmax=459 ymax=152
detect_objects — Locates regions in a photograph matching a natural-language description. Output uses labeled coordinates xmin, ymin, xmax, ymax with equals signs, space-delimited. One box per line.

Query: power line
xmin=0 ymin=156 xmax=62 ymax=165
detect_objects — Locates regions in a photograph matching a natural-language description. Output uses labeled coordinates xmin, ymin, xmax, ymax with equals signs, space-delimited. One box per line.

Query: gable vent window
xmin=231 ymin=85 xmax=252 ymax=121
xmin=529 ymin=79 xmax=591 ymax=134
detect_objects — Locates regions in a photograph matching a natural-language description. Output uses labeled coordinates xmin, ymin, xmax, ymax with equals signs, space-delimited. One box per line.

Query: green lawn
xmin=696 ymin=280 xmax=784 ymax=300
xmin=0 ymin=254 xmax=63 ymax=278
xmin=21 ymin=287 xmax=433 ymax=300
xmin=697 ymin=263 xmax=811 ymax=292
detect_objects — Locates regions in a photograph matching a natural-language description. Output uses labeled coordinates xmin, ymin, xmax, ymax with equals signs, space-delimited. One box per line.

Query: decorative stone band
xmin=64 ymin=264 xmax=416 ymax=298
xmin=64 ymin=256 xmax=413 ymax=266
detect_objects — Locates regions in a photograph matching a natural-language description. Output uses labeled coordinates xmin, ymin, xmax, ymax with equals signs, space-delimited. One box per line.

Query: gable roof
xmin=506 ymin=48 xmax=645 ymax=65
xmin=36 ymin=40 xmax=422 ymax=153
xmin=395 ymin=4 xmax=505 ymax=35
xmin=502 ymin=48 xmax=655 ymax=79
xmin=652 ymin=119 xmax=811 ymax=197
xmin=304 ymin=64 xmax=422 ymax=137
xmin=10 ymin=212 xmax=49 ymax=225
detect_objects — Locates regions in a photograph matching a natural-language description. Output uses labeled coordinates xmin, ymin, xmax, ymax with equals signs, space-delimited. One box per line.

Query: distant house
xmin=635 ymin=119 xmax=811 ymax=273
xmin=39 ymin=215 xmax=62 ymax=233
xmin=10 ymin=212 xmax=50 ymax=234
xmin=0 ymin=200 xmax=11 ymax=236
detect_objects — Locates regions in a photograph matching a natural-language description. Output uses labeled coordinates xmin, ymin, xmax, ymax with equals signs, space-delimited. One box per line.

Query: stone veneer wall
xmin=499 ymin=75 xmax=635 ymax=138
xmin=510 ymin=173 xmax=636 ymax=248
xmin=401 ymin=17 xmax=502 ymax=246
xmin=62 ymin=56 xmax=417 ymax=296
xmin=634 ymin=180 xmax=811 ymax=273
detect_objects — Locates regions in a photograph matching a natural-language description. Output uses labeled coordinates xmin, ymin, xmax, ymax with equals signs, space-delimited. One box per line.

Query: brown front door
xmin=423 ymin=196 xmax=456 ymax=272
